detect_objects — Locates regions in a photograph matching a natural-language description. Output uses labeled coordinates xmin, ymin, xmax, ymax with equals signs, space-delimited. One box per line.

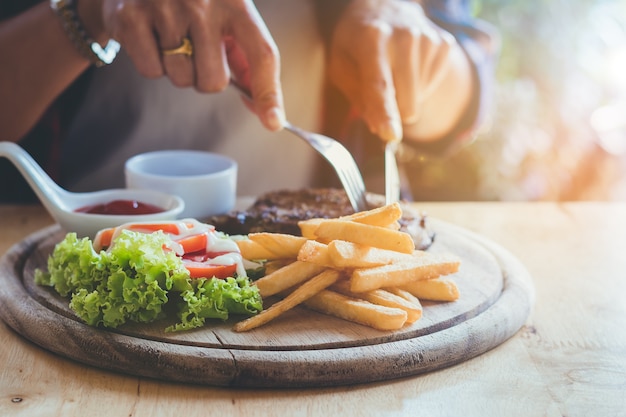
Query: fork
xmin=230 ymin=81 xmax=369 ymax=212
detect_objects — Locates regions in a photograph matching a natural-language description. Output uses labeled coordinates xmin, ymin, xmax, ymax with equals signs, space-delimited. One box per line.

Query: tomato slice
xmin=175 ymin=233 xmax=209 ymax=254
xmin=128 ymin=223 xmax=182 ymax=235
xmin=93 ymin=227 xmax=116 ymax=250
xmin=183 ymin=260 xmax=237 ymax=279
xmin=183 ymin=251 xmax=232 ymax=262
xmin=94 ymin=223 xmax=183 ymax=250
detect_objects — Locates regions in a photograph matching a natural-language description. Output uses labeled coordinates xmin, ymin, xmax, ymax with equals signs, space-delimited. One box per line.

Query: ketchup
xmin=76 ymin=199 xmax=165 ymax=215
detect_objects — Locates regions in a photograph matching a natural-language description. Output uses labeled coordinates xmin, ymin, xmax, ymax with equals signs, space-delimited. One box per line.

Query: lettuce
xmin=168 ymin=275 xmax=263 ymax=332
xmin=35 ymin=230 xmax=262 ymax=331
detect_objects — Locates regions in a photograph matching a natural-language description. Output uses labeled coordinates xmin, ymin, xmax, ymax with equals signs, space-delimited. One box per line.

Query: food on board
xmin=233 ymin=202 xmax=460 ymax=332
xmin=206 ymin=188 xmax=435 ymax=250
xmin=36 ymin=200 xmax=460 ymax=333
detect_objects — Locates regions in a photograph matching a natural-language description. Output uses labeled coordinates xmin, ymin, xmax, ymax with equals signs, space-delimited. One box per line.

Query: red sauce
xmin=75 ymin=200 xmax=165 ymax=215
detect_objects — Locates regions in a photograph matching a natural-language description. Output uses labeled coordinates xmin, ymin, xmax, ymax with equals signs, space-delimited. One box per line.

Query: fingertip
xmin=264 ymin=106 xmax=286 ymax=132
xmin=373 ymin=118 xmax=403 ymax=143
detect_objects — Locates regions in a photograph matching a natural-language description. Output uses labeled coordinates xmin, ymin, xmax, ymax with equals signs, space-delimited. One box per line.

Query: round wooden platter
xmin=0 ymin=218 xmax=534 ymax=388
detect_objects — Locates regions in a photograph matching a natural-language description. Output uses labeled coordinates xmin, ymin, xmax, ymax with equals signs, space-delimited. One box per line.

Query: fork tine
xmin=336 ymin=155 xmax=368 ymax=212
xmin=326 ymin=156 xmax=361 ymax=212
xmin=328 ymin=144 xmax=367 ymax=210
xmin=339 ymin=147 xmax=368 ymax=210
xmin=345 ymin=168 xmax=368 ymax=211
xmin=344 ymin=173 xmax=365 ymax=212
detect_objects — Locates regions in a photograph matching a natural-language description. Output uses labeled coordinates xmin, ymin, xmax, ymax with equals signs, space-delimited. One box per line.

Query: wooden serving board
xmin=0 ymin=218 xmax=534 ymax=388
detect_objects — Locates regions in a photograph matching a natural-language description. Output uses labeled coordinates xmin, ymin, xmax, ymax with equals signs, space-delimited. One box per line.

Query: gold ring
xmin=161 ymin=37 xmax=193 ymax=57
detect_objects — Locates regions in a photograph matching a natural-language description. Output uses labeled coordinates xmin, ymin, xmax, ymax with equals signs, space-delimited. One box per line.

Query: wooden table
xmin=1 ymin=202 xmax=624 ymax=416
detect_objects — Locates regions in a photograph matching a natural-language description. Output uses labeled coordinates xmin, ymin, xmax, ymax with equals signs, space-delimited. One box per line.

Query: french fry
xmin=234 ymin=269 xmax=342 ymax=332
xmin=248 ymin=232 xmax=308 ymax=259
xmin=327 ymin=240 xmax=414 ymax=269
xmin=331 ymin=281 xmax=422 ymax=323
xmin=296 ymin=240 xmax=334 ymax=267
xmin=297 ymin=203 xmax=402 ymax=239
xmin=342 ymin=202 xmax=403 ymax=227
xmin=314 ymin=220 xmax=415 ymax=254
xmin=236 ymin=239 xmax=278 ymax=260
xmin=298 ymin=218 xmax=324 ymax=239
xmin=304 ymin=290 xmax=408 ymax=330
xmin=350 ymin=254 xmax=460 ymax=293
xmin=254 ymin=261 xmax=326 ymax=298
xmin=399 ymin=278 xmax=460 ymax=302
xmin=385 ymin=221 xmax=401 ymax=231
xmin=384 ymin=286 xmax=423 ymax=309
xmin=263 ymin=259 xmax=292 ymax=275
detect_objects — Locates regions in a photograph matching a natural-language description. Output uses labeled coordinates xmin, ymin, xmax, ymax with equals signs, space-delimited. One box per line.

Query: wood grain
xmin=0 ymin=218 xmax=533 ymax=387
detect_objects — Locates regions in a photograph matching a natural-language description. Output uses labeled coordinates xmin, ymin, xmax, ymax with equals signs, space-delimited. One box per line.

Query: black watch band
xmin=50 ymin=0 xmax=120 ymax=68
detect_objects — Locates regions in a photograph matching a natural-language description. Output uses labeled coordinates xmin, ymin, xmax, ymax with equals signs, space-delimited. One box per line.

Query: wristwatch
xmin=50 ymin=0 xmax=120 ymax=67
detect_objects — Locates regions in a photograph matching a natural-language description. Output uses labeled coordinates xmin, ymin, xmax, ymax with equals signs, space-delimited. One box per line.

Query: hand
xmin=328 ymin=0 xmax=470 ymax=142
xmin=98 ymin=0 xmax=285 ymax=131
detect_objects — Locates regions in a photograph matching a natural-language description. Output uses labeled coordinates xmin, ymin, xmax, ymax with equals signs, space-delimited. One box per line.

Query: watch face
xmin=91 ymin=40 xmax=121 ymax=65
xmin=50 ymin=0 xmax=70 ymax=10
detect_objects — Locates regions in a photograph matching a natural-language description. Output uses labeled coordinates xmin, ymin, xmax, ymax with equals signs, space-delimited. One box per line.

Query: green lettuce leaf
xmin=167 ymin=275 xmax=263 ymax=332
xmin=35 ymin=230 xmax=262 ymax=331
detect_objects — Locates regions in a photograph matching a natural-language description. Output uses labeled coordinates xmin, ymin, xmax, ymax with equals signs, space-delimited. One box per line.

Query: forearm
xmin=0 ymin=1 xmax=103 ymax=141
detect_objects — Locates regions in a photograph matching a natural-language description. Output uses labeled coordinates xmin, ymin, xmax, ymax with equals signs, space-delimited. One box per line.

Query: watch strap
xmin=50 ymin=0 xmax=120 ymax=68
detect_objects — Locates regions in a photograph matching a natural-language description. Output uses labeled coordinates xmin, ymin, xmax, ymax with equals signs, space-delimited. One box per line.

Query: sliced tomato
xmin=175 ymin=233 xmax=209 ymax=254
xmin=128 ymin=223 xmax=183 ymax=235
xmin=183 ymin=260 xmax=237 ymax=279
xmin=183 ymin=251 xmax=232 ymax=262
xmin=94 ymin=223 xmax=183 ymax=250
xmin=93 ymin=227 xmax=116 ymax=250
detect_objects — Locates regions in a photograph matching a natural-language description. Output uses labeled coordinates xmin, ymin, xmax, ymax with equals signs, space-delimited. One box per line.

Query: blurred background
xmin=409 ymin=0 xmax=626 ymax=201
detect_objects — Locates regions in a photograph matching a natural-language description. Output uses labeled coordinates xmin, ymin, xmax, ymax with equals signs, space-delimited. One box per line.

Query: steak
xmin=207 ymin=188 xmax=435 ymax=250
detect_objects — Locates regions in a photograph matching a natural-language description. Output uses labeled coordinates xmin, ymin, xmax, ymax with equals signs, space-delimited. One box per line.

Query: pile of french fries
xmin=233 ymin=202 xmax=461 ymax=332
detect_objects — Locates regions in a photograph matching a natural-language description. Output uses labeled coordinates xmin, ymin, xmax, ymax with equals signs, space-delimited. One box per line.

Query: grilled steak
xmin=207 ymin=188 xmax=435 ymax=250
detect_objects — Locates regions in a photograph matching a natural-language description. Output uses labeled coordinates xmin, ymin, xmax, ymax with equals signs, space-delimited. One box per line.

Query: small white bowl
xmin=125 ymin=150 xmax=238 ymax=219
xmin=57 ymin=188 xmax=185 ymax=238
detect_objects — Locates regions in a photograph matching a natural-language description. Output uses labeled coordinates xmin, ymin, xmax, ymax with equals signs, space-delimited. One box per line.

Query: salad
xmin=35 ymin=219 xmax=263 ymax=332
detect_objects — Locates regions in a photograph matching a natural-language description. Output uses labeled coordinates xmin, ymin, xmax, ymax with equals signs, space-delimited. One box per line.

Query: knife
xmin=384 ymin=140 xmax=401 ymax=204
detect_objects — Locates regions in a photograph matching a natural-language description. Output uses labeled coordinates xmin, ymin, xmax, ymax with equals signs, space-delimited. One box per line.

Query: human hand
xmin=98 ymin=0 xmax=285 ymax=131
xmin=328 ymin=0 xmax=463 ymax=142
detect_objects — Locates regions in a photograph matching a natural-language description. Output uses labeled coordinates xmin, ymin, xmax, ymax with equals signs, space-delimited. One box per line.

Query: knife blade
xmin=384 ymin=141 xmax=401 ymax=204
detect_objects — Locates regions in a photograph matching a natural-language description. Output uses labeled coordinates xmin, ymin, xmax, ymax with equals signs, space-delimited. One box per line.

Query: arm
xmin=317 ymin=0 xmax=497 ymax=151
xmin=0 ymin=0 xmax=285 ymax=143
xmin=327 ymin=0 xmax=473 ymax=143
xmin=100 ymin=0 xmax=285 ymax=130
xmin=0 ymin=1 xmax=97 ymax=142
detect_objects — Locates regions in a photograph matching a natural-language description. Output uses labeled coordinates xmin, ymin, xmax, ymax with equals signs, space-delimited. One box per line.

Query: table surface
xmin=1 ymin=201 xmax=625 ymax=417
